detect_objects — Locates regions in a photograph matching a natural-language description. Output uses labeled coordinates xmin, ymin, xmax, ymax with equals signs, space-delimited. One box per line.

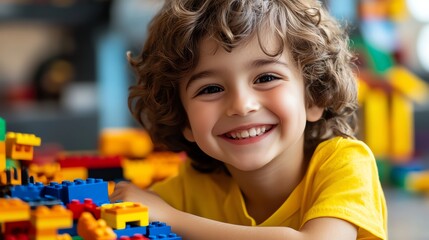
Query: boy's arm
xmin=170 ymin=209 xmax=357 ymax=240
xmin=110 ymin=181 xmax=358 ymax=240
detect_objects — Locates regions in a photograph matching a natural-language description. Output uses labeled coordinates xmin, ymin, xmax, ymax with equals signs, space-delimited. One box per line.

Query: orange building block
xmin=28 ymin=163 xmax=62 ymax=184
xmin=6 ymin=132 xmax=41 ymax=161
xmin=30 ymin=205 xmax=72 ymax=230
xmin=78 ymin=212 xmax=117 ymax=240
xmin=0 ymin=168 xmax=23 ymax=186
xmin=100 ymin=202 xmax=149 ymax=229
xmin=59 ymin=167 xmax=88 ymax=181
xmin=0 ymin=198 xmax=30 ymax=223
xmin=0 ymin=141 xmax=5 ymax=172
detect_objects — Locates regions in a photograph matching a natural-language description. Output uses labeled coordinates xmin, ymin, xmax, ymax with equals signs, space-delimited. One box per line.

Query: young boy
xmin=110 ymin=0 xmax=387 ymax=239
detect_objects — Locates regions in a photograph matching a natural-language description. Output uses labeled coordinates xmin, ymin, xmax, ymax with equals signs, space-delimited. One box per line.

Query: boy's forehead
xmin=199 ymin=30 xmax=286 ymax=57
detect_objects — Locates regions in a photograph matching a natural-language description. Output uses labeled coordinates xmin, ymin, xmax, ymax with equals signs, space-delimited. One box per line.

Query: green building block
xmin=0 ymin=117 xmax=5 ymax=141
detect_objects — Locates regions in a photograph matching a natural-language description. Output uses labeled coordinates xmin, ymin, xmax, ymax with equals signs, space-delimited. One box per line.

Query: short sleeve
xmin=302 ymin=138 xmax=387 ymax=240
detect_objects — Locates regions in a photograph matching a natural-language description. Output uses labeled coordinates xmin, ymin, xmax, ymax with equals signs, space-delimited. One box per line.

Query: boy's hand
xmin=109 ymin=181 xmax=174 ymax=222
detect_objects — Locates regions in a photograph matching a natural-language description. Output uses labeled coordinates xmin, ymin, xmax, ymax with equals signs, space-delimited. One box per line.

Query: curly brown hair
xmin=128 ymin=0 xmax=358 ymax=173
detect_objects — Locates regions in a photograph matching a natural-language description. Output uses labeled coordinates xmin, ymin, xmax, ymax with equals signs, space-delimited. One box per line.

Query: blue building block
xmin=10 ymin=182 xmax=44 ymax=200
xmin=146 ymin=222 xmax=171 ymax=236
xmin=113 ymin=225 xmax=147 ymax=238
xmin=27 ymin=195 xmax=63 ymax=208
xmin=44 ymin=178 xmax=109 ymax=205
xmin=147 ymin=233 xmax=182 ymax=240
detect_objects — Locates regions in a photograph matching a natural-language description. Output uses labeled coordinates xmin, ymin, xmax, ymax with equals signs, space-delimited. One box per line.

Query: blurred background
xmin=0 ymin=0 xmax=428 ymax=239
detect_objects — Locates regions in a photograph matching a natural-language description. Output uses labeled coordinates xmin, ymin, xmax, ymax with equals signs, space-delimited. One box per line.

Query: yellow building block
xmin=390 ymin=92 xmax=414 ymax=162
xmin=59 ymin=166 xmax=88 ymax=182
xmin=406 ymin=171 xmax=429 ymax=192
xmin=6 ymin=132 xmax=41 ymax=161
xmin=99 ymin=128 xmax=154 ymax=159
xmin=100 ymin=202 xmax=149 ymax=229
xmin=387 ymin=66 xmax=428 ymax=103
xmin=122 ymin=159 xmax=155 ymax=188
xmin=0 ymin=141 xmax=5 ymax=172
xmin=78 ymin=212 xmax=117 ymax=240
xmin=363 ymin=89 xmax=390 ymax=158
xmin=0 ymin=198 xmax=30 ymax=222
xmin=30 ymin=205 xmax=73 ymax=230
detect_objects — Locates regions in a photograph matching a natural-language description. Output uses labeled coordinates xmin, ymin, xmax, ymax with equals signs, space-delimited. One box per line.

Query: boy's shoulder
xmin=312 ymin=136 xmax=375 ymax=165
xmin=316 ymin=136 xmax=372 ymax=154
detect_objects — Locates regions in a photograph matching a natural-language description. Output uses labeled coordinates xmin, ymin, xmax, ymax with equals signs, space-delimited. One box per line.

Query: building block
xmin=67 ymin=199 xmax=101 ymax=220
xmin=122 ymin=159 xmax=154 ymax=189
xmin=99 ymin=128 xmax=154 ymax=159
xmin=0 ymin=167 xmax=22 ymax=186
xmin=406 ymin=170 xmax=429 ymax=192
xmin=59 ymin=167 xmax=88 ymax=182
xmin=100 ymin=202 xmax=149 ymax=230
xmin=6 ymin=132 xmax=41 ymax=161
xmin=57 ymin=155 xmax=122 ymax=169
xmin=77 ymin=212 xmax=117 ymax=240
xmin=146 ymin=222 xmax=171 ymax=237
xmin=118 ymin=234 xmax=149 ymax=240
xmin=390 ymin=92 xmax=414 ymax=162
xmin=113 ymin=226 xmax=148 ymax=239
xmin=363 ymin=88 xmax=389 ymax=158
xmin=44 ymin=178 xmax=109 ymax=205
xmin=30 ymin=205 xmax=73 ymax=229
xmin=387 ymin=66 xmax=428 ymax=103
xmin=0 ymin=117 xmax=5 ymax=141
xmin=10 ymin=182 xmax=44 ymax=200
xmin=0 ymin=198 xmax=30 ymax=223
xmin=3 ymin=233 xmax=30 ymax=240
xmin=26 ymin=195 xmax=63 ymax=208
xmin=147 ymin=233 xmax=181 ymax=240
xmin=28 ymin=163 xmax=62 ymax=184
xmin=1 ymin=141 xmax=5 ymax=172
xmin=123 ymin=152 xmax=185 ymax=189
xmin=4 ymin=220 xmax=31 ymax=236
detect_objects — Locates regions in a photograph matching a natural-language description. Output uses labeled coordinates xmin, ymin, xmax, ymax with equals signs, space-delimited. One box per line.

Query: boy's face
xmin=179 ymin=33 xmax=323 ymax=172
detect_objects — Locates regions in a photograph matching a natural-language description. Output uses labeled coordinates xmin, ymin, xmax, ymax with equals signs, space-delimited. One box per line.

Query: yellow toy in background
xmin=99 ymin=128 xmax=154 ymax=159
xmin=358 ymin=66 xmax=428 ymax=163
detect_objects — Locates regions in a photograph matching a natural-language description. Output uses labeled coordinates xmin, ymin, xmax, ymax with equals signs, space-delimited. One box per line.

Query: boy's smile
xmin=221 ymin=124 xmax=275 ymax=145
xmin=179 ymin=33 xmax=323 ymax=172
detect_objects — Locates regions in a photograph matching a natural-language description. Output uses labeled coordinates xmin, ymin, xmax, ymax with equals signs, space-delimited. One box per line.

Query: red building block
xmin=58 ymin=155 xmax=122 ymax=169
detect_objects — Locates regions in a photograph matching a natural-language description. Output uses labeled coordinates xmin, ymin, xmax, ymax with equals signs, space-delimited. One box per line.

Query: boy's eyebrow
xmin=186 ymin=58 xmax=289 ymax=90
xmin=186 ymin=70 xmax=218 ymax=90
xmin=250 ymin=58 xmax=289 ymax=69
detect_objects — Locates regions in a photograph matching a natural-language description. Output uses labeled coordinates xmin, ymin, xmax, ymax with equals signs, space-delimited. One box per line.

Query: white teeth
xmin=249 ymin=128 xmax=257 ymax=137
xmin=240 ymin=130 xmax=250 ymax=138
xmin=228 ymin=126 xmax=269 ymax=139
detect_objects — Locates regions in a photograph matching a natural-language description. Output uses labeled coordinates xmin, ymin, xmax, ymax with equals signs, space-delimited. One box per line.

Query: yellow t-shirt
xmin=151 ymin=137 xmax=387 ymax=239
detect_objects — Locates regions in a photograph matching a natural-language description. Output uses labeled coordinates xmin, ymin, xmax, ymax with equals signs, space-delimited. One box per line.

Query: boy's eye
xmin=255 ymin=74 xmax=280 ymax=84
xmin=196 ymin=85 xmax=224 ymax=96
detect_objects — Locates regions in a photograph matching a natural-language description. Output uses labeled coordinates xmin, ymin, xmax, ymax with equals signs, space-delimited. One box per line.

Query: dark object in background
xmin=32 ymin=55 xmax=74 ymax=102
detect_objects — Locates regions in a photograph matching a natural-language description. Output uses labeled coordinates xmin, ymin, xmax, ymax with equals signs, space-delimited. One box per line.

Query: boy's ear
xmin=306 ymin=105 xmax=324 ymax=122
xmin=183 ymin=126 xmax=196 ymax=142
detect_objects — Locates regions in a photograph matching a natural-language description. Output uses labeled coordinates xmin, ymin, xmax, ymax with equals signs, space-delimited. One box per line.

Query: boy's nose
xmin=226 ymin=91 xmax=261 ymax=117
